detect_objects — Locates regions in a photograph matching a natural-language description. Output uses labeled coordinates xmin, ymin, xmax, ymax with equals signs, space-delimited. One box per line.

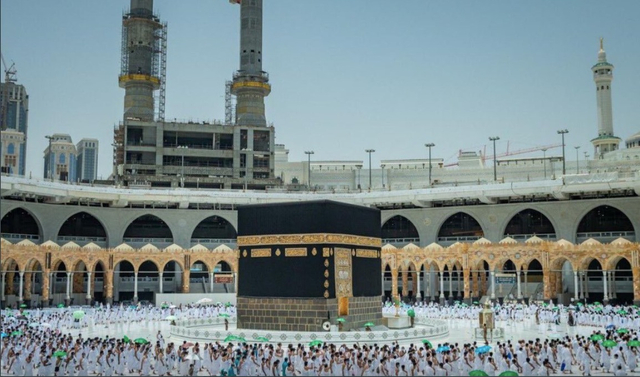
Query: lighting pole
xmin=177 ymin=145 xmax=188 ymax=188
xmin=541 ymin=148 xmax=548 ymax=179
xmin=365 ymin=149 xmax=375 ymax=190
xmin=425 ymin=143 xmax=435 ymax=186
xmin=489 ymin=137 xmax=500 ymax=182
xmin=45 ymin=135 xmax=54 ymax=180
xmin=575 ymin=146 xmax=581 ymax=173
xmin=304 ymin=151 xmax=314 ymax=190
xmin=356 ymin=164 xmax=362 ymax=190
xmin=584 ymin=152 xmax=590 ymax=173
xmin=557 ymin=129 xmax=569 ymax=175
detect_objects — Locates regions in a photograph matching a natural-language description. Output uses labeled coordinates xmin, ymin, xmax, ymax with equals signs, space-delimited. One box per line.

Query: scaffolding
xmin=225 ymin=80 xmax=235 ymax=125
xmin=113 ymin=124 xmax=125 ymax=175
xmin=154 ymin=22 xmax=168 ymax=121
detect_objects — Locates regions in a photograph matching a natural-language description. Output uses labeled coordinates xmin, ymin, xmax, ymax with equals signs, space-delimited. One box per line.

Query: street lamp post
xmin=365 ymin=149 xmax=375 ymax=190
xmin=489 ymin=137 xmax=500 ymax=182
xmin=541 ymin=148 xmax=548 ymax=179
xmin=304 ymin=151 xmax=314 ymax=190
xmin=575 ymin=146 xmax=581 ymax=173
xmin=425 ymin=143 xmax=435 ymax=186
xmin=45 ymin=135 xmax=54 ymax=180
xmin=177 ymin=145 xmax=188 ymax=188
xmin=356 ymin=164 xmax=362 ymax=190
xmin=557 ymin=129 xmax=569 ymax=175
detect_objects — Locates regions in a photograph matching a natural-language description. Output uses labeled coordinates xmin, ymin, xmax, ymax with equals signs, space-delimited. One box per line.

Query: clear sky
xmin=2 ymin=0 xmax=639 ymax=179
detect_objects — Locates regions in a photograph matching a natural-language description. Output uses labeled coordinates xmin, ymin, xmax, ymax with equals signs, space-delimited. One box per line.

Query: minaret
xmin=591 ymin=38 xmax=620 ymax=158
xmin=230 ymin=0 xmax=271 ymax=127
xmin=119 ymin=0 xmax=167 ymax=122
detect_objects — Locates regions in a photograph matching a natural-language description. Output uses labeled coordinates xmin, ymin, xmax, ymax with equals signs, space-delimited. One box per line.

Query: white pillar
xmin=602 ymin=270 xmax=609 ymax=301
xmin=490 ymin=271 xmax=496 ymax=299
xmin=49 ymin=272 xmax=54 ymax=297
xmin=159 ymin=272 xmax=163 ymax=294
xmin=234 ymin=272 xmax=238 ymax=293
xmin=439 ymin=271 xmax=445 ymax=299
xmin=457 ymin=272 xmax=462 ymax=297
xmin=516 ymin=270 xmax=522 ymax=300
xmin=573 ymin=271 xmax=579 ymax=301
xmin=523 ymin=271 xmax=528 ymax=297
xmin=18 ymin=271 xmax=24 ymax=302
xmin=65 ymin=272 xmax=71 ymax=300
xmin=210 ymin=272 xmax=215 ymax=293
xmin=448 ymin=271 xmax=453 ymax=297
xmin=86 ymin=272 xmax=92 ymax=301
xmin=430 ymin=269 xmax=435 ymax=301
xmin=415 ymin=271 xmax=421 ymax=299
xmin=0 ymin=272 xmax=5 ymax=301
xmin=579 ymin=272 xmax=585 ymax=299
xmin=610 ymin=271 xmax=616 ymax=299
xmin=133 ymin=272 xmax=139 ymax=300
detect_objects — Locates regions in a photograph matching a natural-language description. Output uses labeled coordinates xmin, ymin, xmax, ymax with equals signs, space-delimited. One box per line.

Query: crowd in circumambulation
xmin=2 ymin=301 xmax=640 ymax=376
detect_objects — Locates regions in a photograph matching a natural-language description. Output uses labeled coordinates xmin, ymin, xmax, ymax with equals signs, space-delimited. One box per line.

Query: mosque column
xmin=602 ymin=270 xmax=609 ymax=303
xmin=439 ymin=270 xmax=445 ymax=304
xmin=41 ymin=270 xmax=49 ymax=307
xmin=579 ymin=272 xmax=585 ymax=299
xmin=480 ymin=271 xmax=487 ymax=296
xmin=234 ymin=272 xmax=238 ymax=293
xmin=429 ymin=268 xmax=435 ymax=301
xmin=610 ymin=271 xmax=616 ymax=299
xmin=516 ymin=270 xmax=522 ymax=302
xmin=573 ymin=271 xmax=579 ymax=301
xmin=584 ymin=272 xmax=589 ymax=299
xmin=448 ymin=270 xmax=453 ymax=299
xmin=463 ymin=268 xmax=471 ymax=302
xmin=18 ymin=271 xmax=25 ymax=304
xmin=523 ymin=271 xmax=528 ymax=298
xmin=182 ymin=269 xmax=191 ymax=293
xmin=104 ymin=269 xmax=114 ymax=305
xmin=457 ymin=271 xmax=462 ymax=298
xmin=210 ymin=272 xmax=215 ymax=293
xmin=85 ymin=272 xmax=92 ymax=305
xmin=490 ymin=270 xmax=496 ymax=300
xmin=7 ymin=272 xmax=15 ymax=296
xmin=401 ymin=269 xmax=409 ymax=299
xmin=632 ymin=266 xmax=640 ymax=305
xmin=471 ymin=271 xmax=477 ymax=298
xmin=1 ymin=272 xmax=6 ymax=308
xmin=65 ymin=272 xmax=71 ymax=305
xmin=391 ymin=268 xmax=399 ymax=299
xmin=158 ymin=272 xmax=164 ymax=294
xmin=23 ymin=272 xmax=32 ymax=303
xmin=133 ymin=271 xmax=139 ymax=304
xmin=415 ymin=270 xmax=421 ymax=300
xmin=542 ymin=268 xmax=552 ymax=300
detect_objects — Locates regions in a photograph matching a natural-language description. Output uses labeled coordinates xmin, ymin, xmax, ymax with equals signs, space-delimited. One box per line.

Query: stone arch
xmin=71 ymin=261 xmax=88 ymax=294
xmin=189 ymin=259 xmax=210 ymax=293
xmin=56 ymin=211 xmax=108 ymax=244
xmin=137 ymin=259 xmax=161 ymax=273
xmin=549 ymin=256 xmax=575 ymax=271
xmin=92 ymin=261 xmax=106 ymax=303
xmin=576 ymin=204 xmax=636 ymax=238
xmin=123 ymin=214 xmax=174 ymax=242
xmin=381 ymin=215 xmax=420 ymax=242
xmin=191 ymin=216 xmax=237 ymax=242
xmin=579 ymin=256 xmax=605 ymax=272
xmin=190 ymin=259 xmax=212 ymax=274
xmin=160 ymin=259 xmax=185 ymax=273
xmin=437 ymin=212 xmax=484 ymax=241
xmin=605 ymin=255 xmax=632 ymax=271
xmin=1 ymin=207 xmax=42 ymax=241
xmin=502 ymin=208 xmax=557 ymax=239
xmin=1 ymin=257 xmax=20 ymax=272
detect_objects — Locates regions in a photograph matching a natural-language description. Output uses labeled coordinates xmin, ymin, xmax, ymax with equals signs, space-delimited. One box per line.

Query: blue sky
xmin=2 ymin=0 xmax=639 ymax=179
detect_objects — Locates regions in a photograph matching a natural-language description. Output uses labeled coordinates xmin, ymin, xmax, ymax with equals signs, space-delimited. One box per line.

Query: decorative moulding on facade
xmin=580 ymin=238 xmax=602 ymax=247
xmin=447 ymin=242 xmax=462 ymax=249
xmin=498 ymin=236 xmax=518 ymax=245
xmin=82 ymin=242 xmax=102 ymax=251
xmin=40 ymin=240 xmax=60 ymax=249
xmin=555 ymin=239 xmax=574 ymax=248
xmin=214 ymin=244 xmax=233 ymax=253
xmin=114 ymin=243 xmax=134 ymax=251
xmin=164 ymin=243 xmax=183 ymax=252
xmin=473 ymin=237 xmax=492 ymax=245
xmin=425 ymin=242 xmax=444 ymax=251
xmin=402 ymin=243 xmax=420 ymax=251
xmin=525 ymin=235 xmax=544 ymax=244
xmin=61 ymin=241 xmax=81 ymax=249
xmin=16 ymin=239 xmax=37 ymax=247
xmin=140 ymin=243 xmax=160 ymax=252
xmin=382 ymin=244 xmax=397 ymax=251
xmin=610 ymin=237 xmax=632 ymax=246
xmin=0 ymin=238 xmax=12 ymax=246
xmin=190 ymin=243 xmax=208 ymax=252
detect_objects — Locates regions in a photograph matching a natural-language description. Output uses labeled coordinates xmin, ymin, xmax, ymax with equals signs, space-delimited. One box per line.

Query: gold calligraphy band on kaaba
xmin=238 ymin=233 xmax=381 ymax=248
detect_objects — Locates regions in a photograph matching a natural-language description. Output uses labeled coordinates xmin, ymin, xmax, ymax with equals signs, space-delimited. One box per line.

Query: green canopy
xmin=255 ymin=337 xmax=269 ymax=342
xmin=461 ymin=303 xmax=469 ymax=307
xmin=53 ymin=351 xmax=67 ymax=358
xmin=224 ymin=335 xmax=245 ymax=343
xmin=11 ymin=331 xmax=23 ymax=336
xmin=617 ymin=328 xmax=629 ymax=334
xmin=632 ymin=305 xmax=638 ymax=309
xmin=627 ymin=340 xmax=640 ymax=347
xmin=218 ymin=313 xmax=230 ymax=318
xmin=123 ymin=336 xmax=130 ymax=343
xmin=134 ymin=338 xmax=149 ymax=344
xmin=364 ymin=322 xmax=375 ymax=327
xmin=541 ymin=303 xmax=548 ymax=307
xmin=336 ymin=318 xmax=346 ymax=323
xmin=593 ymin=301 xmax=601 ymax=305
xmin=421 ymin=340 xmax=433 ymax=348
xmin=161 ymin=304 xmax=168 ymax=309
xmin=590 ymin=334 xmax=605 ymax=341
xmin=19 ymin=304 xmax=27 ymax=308
xmin=499 ymin=372 xmax=519 ymax=377
xmin=407 ymin=309 xmax=416 ymax=318
xmin=309 ymin=340 xmax=323 ymax=347
xmin=469 ymin=370 xmax=489 ymax=376
xmin=602 ymin=340 xmax=617 ymax=348
xmin=73 ymin=310 xmax=85 ymax=320
xmin=576 ymin=302 xmax=584 ymax=306
xmin=594 ymin=307 xmax=603 ymax=312
xmin=57 ymin=303 xmax=64 ymax=308
xmin=473 ymin=301 xmax=479 ymax=305
xmin=618 ymin=310 xmax=628 ymax=315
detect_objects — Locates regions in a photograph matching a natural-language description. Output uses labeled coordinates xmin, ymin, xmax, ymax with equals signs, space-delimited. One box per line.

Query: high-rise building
xmin=44 ymin=134 xmax=77 ymax=182
xmin=591 ymin=38 xmax=621 ymax=158
xmin=0 ymin=129 xmax=25 ymax=174
xmin=76 ymin=138 xmax=99 ymax=181
xmin=0 ymin=78 xmax=29 ymax=175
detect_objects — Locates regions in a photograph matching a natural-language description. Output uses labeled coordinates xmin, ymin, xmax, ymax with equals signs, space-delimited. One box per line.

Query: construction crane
xmin=1 ymin=53 xmax=17 ymax=83
xmin=444 ymin=143 xmax=562 ymax=167
xmin=1 ymin=52 xmax=18 ymax=131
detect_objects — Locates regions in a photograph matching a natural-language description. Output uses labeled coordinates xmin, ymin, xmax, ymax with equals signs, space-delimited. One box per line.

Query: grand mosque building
xmin=1 ymin=1 xmax=639 ymax=309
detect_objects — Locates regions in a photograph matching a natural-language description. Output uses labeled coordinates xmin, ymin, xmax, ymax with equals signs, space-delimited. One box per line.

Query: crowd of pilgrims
xmin=1 ymin=301 xmax=640 ymax=376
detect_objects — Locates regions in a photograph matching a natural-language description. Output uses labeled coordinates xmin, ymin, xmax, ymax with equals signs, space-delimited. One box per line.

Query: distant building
xmin=0 ymin=129 xmax=25 ymax=174
xmin=0 ymin=80 xmax=29 ymax=175
xmin=76 ymin=138 xmax=99 ymax=181
xmin=43 ymin=134 xmax=77 ymax=182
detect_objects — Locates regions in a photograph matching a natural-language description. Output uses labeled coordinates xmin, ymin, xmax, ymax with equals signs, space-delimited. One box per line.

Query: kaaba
xmin=237 ymin=200 xmax=382 ymax=332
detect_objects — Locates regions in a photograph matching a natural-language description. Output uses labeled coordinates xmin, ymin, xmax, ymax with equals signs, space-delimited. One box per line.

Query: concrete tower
xmin=591 ymin=38 xmax=620 ymax=158
xmin=119 ymin=0 xmax=167 ymax=122
xmin=230 ymin=0 xmax=271 ymax=127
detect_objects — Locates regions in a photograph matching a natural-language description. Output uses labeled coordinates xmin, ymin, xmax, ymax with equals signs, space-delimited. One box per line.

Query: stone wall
xmin=237 ymin=296 xmax=382 ymax=332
